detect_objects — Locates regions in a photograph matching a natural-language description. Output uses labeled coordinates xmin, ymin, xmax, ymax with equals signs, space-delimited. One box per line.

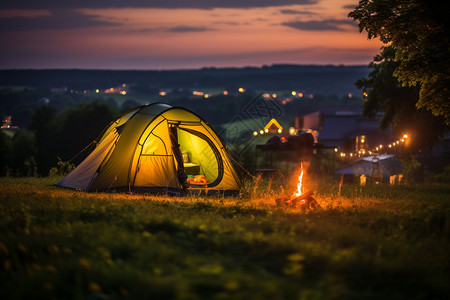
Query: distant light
xmin=120 ymin=91 xmax=127 ymax=95
xmin=376 ymin=147 xmax=379 ymax=151
xmin=278 ymin=129 xmax=282 ymax=134
xmin=95 ymin=89 xmax=99 ymax=94
xmin=238 ymin=88 xmax=245 ymax=93
xmin=204 ymin=94 xmax=210 ymax=99
xmin=253 ymin=131 xmax=258 ymax=136
xmin=259 ymin=130 xmax=264 ymax=135
xmin=159 ymin=91 xmax=167 ymax=96
xmin=334 ymin=148 xmax=338 ymax=153
xmin=193 ymin=91 xmax=204 ymax=96
xmin=350 ymin=153 xmax=353 ymax=157
xmin=401 ymin=139 xmax=405 ymax=142
xmin=281 ymin=136 xmax=286 ymax=142
xmin=291 ymin=91 xmax=296 ymax=96
xmin=122 ymin=84 xmax=126 ymax=87
xmin=388 ymin=144 xmax=392 ymax=148
xmin=289 ymin=127 xmax=296 ymax=135
xmin=403 ymin=134 xmax=408 ymax=138
xmin=264 ymin=128 xmax=269 ymax=133
xmin=396 ymin=141 xmax=400 ymax=145
xmin=223 ymin=90 xmax=228 ymax=95
xmin=379 ymin=144 xmax=383 ymax=149
xmin=361 ymin=138 xmax=365 ymax=143
xmin=272 ymin=93 xmax=277 ymax=98
xmin=298 ymin=93 xmax=303 ymax=98
xmin=348 ymin=93 xmax=352 ymax=98
xmin=363 ymin=92 xmax=368 ymax=97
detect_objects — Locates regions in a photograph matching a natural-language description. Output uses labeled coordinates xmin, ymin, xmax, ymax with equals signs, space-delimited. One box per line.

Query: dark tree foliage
xmin=356 ymin=46 xmax=447 ymax=153
xmin=11 ymin=130 xmax=37 ymax=176
xmin=0 ymin=130 xmax=12 ymax=176
xmin=28 ymin=101 xmax=119 ymax=175
xmin=55 ymin=101 xmax=119 ymax=165
xmin=29 ymin=105 xmax=58 ymax=175
xmin=349 ymin=0 xmax=450 ymax=124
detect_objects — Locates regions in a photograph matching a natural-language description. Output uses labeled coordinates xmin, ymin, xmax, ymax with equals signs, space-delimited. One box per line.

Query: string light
xmin=338 ymin=134 xmax=410 ymax=159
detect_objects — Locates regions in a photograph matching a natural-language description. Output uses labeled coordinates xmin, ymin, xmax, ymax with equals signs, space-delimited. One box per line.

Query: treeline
xmin=0 ymin=102 xmax=118 ymax=176
xmin=0 ymin=65 xmax=369 ymax=96
xmin=0 ymin=87 xmax=364 ymax=176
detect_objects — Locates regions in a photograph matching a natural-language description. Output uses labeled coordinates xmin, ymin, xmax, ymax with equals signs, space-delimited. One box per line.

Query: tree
xmin=356 ymin=46 xmax=447 ymax=154
xmin=56 ymin=101 xmax=119 ymax=165
xmin=0 ymin=130 xmax=12 ymax=176
xmin=11 ymin=130 xmax=37 ymax=176
xmin=349 ymin=0 xmax=450 ymax=124
xmin=29 ymin=105 xmax=58 ymax=175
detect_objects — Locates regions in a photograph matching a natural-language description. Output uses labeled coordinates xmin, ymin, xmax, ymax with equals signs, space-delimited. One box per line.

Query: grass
xmin=0 ymin=176 xmax=449 ymax=299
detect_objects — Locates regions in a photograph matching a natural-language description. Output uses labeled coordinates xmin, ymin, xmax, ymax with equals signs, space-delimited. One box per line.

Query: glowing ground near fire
xmin=1 ymin=176 xmax=449 ymax=299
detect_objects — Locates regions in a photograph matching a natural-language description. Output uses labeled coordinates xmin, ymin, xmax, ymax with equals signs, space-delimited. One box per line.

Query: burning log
xmin=275 ymin=190 xmax=320 ymax=209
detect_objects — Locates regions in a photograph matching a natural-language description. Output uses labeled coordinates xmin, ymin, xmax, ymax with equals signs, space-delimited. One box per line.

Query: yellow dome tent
xmin=55 ymin=103 xmax=243 ymax=195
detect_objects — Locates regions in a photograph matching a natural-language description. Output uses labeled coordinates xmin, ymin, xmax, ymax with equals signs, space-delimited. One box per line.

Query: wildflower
xmin=78 ymin=258 xmax=91 ymax=269
xmin=17 ymin=243 xmax=27 ymax=254
xmin=89 ymin=282 xmax=102 ymax=292
xmin=0 ymin=243 xmax=8 ymax=255
xmin=45 ymin=265 xmax=57 ymax=273
xmin=3 ymin=260 xmax=12 ymax=271
xmin=47 ymin=244 xmax=60 ymax=254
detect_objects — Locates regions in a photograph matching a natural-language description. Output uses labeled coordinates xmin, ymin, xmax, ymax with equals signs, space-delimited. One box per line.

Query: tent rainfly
xmin=55 ymin=103 xmax=243 ymax=195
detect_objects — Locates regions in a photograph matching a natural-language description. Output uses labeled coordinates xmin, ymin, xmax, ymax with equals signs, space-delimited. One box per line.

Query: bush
xmin=49 ymin=156 xmax=75 ymax=176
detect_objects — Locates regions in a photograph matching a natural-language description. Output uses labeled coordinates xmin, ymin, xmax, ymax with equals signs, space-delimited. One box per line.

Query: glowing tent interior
xmin=55 ymin=103 xmax=243 ymax=195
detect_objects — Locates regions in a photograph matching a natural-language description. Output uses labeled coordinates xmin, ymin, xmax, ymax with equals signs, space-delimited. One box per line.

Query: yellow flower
xmin=0 ymin=243 xmax=8 ymax=255
xmin=78 ymin=258 xmax=91 ymax=269
xmin=17 ymin=243 xmax=27 ymax=254
xmin=45 ymin=265 xmax=58 ymax=273
xmin=63 ymin=247 xmax=73 ymax=255
xmin=88 ymin=282 xmax=102 ymax=292
xmin=3 ymin=260 xmax=12 ymax=271
xmin=47 ymin=244 xmax=60 ymax=254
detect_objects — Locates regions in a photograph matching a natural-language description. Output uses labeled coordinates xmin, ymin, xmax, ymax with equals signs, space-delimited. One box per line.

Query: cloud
xmin=3 ymin=0 xmax=317 ymax=10
xmin=168 ymin=26 xmax=213 ymax=33
xmin=282 ymin=19 xmax=356 ymax=31
xmin=0 ymin=9 xmax=119 ymax=31
xmin=280 ymin=9 xmax=317 ymax=15
xmin=343 ymin=4 xmax=357 ymax=10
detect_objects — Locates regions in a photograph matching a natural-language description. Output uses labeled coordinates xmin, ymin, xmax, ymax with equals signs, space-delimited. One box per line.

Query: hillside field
xmin=0 ymin=177 xmax=449 ymax=299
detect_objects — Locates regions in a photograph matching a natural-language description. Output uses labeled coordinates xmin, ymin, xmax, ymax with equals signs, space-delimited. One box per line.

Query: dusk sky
xmin=0 ymin=0 xmax=383 ymax=70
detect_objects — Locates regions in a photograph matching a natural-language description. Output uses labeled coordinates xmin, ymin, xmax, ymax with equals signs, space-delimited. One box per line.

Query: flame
xmin=293 ymin=163 xmax=304 ymax=198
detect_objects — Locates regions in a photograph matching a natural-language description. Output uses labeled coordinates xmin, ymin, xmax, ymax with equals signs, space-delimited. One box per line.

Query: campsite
xmin=1 ymin=73 xmax=449 ymax=300
xmin=2 ymin=0 xmax=450 ymax=299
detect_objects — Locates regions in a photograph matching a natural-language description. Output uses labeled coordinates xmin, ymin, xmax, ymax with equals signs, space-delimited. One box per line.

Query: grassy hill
xmin=1 ymin=177 xmax=449 ymax=299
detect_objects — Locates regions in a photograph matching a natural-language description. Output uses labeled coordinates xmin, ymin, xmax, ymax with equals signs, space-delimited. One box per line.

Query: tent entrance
xmin=177 ymin=127 xmax=223 ymax=188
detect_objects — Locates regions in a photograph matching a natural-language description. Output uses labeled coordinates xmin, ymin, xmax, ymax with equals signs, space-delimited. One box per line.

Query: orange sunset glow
xmin=0 ymin=0 xmax=382 ymax=69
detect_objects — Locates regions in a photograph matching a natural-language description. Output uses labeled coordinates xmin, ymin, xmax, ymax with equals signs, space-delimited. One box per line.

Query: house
xmin=296 ymin=110 xmax=392 ymax=152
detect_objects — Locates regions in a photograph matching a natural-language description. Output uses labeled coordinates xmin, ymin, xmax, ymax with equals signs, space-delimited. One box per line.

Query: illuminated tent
xmin=336 ymin=154 xmax=403 ymax=178
xmin=55 ymin=103 xmax=243 ymax=195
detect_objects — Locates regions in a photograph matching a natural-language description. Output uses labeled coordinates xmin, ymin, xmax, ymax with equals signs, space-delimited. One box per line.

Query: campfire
xmin=276 ymin=163 xmax=319 ymax=209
